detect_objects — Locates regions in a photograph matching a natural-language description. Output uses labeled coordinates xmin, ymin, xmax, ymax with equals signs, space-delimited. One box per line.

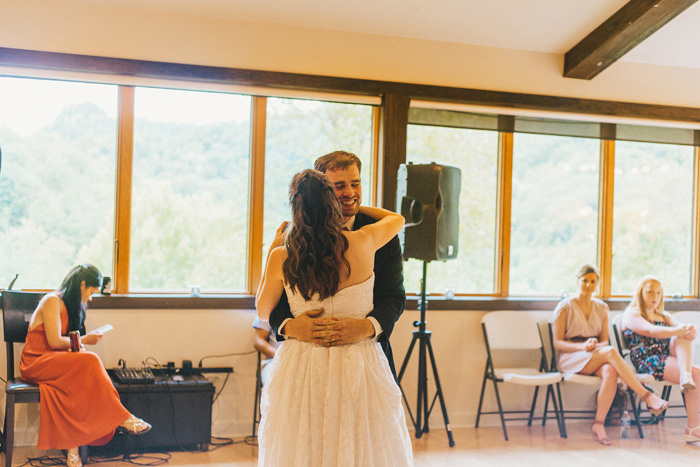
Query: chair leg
xmin=5 ymin=396 xmax=15 ymax=467
xmin=542 ymin=385 xmax=551 ymax=427
xmin=474 ymin=366 xmax=489 ymax=428
xmin=555 ymin=383 xmax=567 ymax=438
xmin=627 ymin=388 xmax=644 ymax=439
xmin=80 ymin=445 xmax=89 ymax=464
xmin=490 ymin=379 xmax=509 ymax=441
xmin=527 ymin=386 xmax=540 ymax=427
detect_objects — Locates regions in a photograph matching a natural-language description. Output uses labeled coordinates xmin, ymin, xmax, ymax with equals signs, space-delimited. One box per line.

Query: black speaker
xmin=396 ymin=162 xmax=461 ymax=262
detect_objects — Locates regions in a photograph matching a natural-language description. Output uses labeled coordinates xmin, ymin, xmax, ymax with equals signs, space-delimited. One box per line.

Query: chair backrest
xmin=1 ymin=290 xmax=44 ymax=379
xmin=482 ymin=312 xmax=543 ymax=350
xmin=546 ymin=322 xmax=559 ymax=372
xmin=610 ymin=313 xmax=630 ymax=356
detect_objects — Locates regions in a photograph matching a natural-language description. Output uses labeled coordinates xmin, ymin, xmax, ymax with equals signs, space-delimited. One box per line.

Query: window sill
xmin=86 ymin=294 xmax=700 ymax=311
xmin=89 ymin=294 xmax=255 ymax=309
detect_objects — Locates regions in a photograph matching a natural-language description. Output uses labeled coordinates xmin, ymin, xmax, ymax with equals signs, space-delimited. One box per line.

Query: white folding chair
xmin=543 ymin=322 xmax=644 ymax=438
xmin=475 ymin=312 xmax=565 ymax=440
xmin=611 ymin=313 xmax=681 ymax=422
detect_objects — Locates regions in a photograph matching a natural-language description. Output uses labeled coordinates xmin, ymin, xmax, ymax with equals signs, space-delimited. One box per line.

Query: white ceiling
xmin=90 ymin=0 xmax=700 ymax=71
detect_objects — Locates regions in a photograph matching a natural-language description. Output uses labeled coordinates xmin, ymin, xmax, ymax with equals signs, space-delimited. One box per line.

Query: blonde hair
xmin=629 ymin=276 xmax=667 ymax=324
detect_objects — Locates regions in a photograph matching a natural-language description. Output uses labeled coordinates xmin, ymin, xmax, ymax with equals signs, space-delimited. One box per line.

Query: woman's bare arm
xmin=256 ymin=247 xmax=285 ymax=320
xmin=622 ymin=307 xmax=687 ymax=339
xmin=40 ymin=296 xmax=71 ymax=350
xmin=551 ymin=309 xmax=588 ymax=353
xmin=356 ymin=206 xmax=404 ymax=251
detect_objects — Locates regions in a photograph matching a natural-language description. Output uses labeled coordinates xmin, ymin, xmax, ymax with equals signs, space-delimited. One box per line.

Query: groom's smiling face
xmin=325 ymin=164 xmax=362 ymax=222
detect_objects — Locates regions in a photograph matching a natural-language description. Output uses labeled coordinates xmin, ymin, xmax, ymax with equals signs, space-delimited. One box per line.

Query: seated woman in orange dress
xmin=20 ymin=264 xmax=151 ymax=467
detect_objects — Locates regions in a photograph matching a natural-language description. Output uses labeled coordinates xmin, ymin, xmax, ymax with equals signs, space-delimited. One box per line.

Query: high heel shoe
xmin=680 ymin=372 xmax=696 ymax=393
xmin=642 ymin=390 xmax=669 ymax=417
xmin=66 ymin=449 xmax=82 ymax=467
xmin=118 ymin=414 xmax=152 ymax=435
xmin=684 ymin=425 xmax=700 ymax=444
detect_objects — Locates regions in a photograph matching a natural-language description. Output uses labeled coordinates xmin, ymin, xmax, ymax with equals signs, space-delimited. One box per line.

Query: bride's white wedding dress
xmin=258 ymin=275 xmax=413 ymax=466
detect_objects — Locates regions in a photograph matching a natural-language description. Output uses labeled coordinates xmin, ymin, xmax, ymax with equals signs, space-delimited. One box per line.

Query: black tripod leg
xmin=425 ymin=336 xmax=455 ymax=447
xmin=397 ymin=332 xmax=419 ymax=428
xmin=397 ymin=332 xmax=419 ymax=384
xmin=415 ymin=333 xmax=427 ymax=438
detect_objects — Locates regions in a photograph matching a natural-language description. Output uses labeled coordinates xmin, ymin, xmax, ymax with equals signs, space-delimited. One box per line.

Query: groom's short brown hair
xmin=314 ymin=151 xmax=362 ymax=174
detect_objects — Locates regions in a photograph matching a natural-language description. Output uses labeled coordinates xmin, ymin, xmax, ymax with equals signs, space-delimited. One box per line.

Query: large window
xmin=130 ymin=88 xmax=251 ymax=292
xmin=262 ymin=98 xmax=374 ymax=252
xmin=611 ymin=141 xmax=695 ymax=295
xmin=510 ymin=133 xmax=600 ymax=295
xmin=405 ymin=125 xmax=499 ymax=294
xmin=2 ymin=64 xmax=700 ymax=301
xmin=0 ymin=77 xmax=117 ymax=289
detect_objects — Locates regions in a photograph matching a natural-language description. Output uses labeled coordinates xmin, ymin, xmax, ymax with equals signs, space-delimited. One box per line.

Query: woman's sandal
xmin=642 ymin=390 xmax=669 ymax=417
xmin=66 ymin=449 xmax=82 ymax=467
xmin=685 ymin=425 xmax=700 ymax=444
xmin=118 ymin=414 xmax=152 ymax=435
xmin=680 ymin=372 xmax=697 ymax=393
xmin=591 ymin=420 xmax=612 ymax=446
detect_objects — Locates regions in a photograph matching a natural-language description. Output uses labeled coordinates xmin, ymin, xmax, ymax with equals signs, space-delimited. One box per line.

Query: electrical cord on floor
xmin=20 ymin=455 xmax=65 ymax=467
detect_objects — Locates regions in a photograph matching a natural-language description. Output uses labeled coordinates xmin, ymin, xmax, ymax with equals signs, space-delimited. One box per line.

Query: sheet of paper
xmin=94 ymin=324 xmax=114 ymax=334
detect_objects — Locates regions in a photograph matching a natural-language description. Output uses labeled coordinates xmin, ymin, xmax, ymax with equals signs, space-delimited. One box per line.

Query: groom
xmin=268 ymin=150 xmax=406 ymax=376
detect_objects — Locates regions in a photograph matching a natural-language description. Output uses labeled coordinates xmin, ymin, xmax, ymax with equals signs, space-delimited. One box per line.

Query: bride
xmin=256 ymin=169 xmax=413 ymax=466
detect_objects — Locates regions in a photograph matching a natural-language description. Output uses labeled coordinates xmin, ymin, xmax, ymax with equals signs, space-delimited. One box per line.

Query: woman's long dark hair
xmin=57 ymin=264 xmax=103 ymax=334
xmin=283 ymin=170 xmax=350 ymax=301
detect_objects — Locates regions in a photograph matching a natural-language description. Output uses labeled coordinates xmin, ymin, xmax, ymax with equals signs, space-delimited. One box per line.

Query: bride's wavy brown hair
xmin=283 ymin=169 xmax=350 ymax=301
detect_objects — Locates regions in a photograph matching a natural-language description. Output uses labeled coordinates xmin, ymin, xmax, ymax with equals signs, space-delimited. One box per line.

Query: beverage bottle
xmin=620 ymin=410 xmax=631 ymax=440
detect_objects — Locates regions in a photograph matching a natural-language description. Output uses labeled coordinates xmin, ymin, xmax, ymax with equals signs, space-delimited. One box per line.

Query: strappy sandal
xmin=66 ymin=449 xmax=82 ymax=467
xmin=118 ymin=414 xmax=152 ymax=435
xmin=680 ymin=372 xmax=696 ymax=393
xmin=591 ymin=420 xmax=612 ymax=446
xmin=685 ymin=425 xmax=700 ymax=444
xmin=642 ymin=390 xmax=669 ymax=417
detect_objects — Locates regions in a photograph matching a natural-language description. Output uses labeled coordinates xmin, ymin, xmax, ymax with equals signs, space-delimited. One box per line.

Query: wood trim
xmin=247 ymin=97 xmax=267 ymax=294
xmin=371 ymin=106 xmax=380 ymax=207
xmin=598 ymin=139 xmax=616 ymax=298
xmin=564 ymin=0 xmax=698 ymax=80
xmin=495 ymin=131 xmax=513 ymax=296
xmin=113 ymin=86 xmax=134 ymax=294
xmin=692 ymin=144 xmax=700 ymax=297
xmin=42 ymin=293 xmax=700 ymax=312
xmin=378 ymin=94 xmax=409 ymax=209
xmin=3 ymin=47 xmax=700 ymax=124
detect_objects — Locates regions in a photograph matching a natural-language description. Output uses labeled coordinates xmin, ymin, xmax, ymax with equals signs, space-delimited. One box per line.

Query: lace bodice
xmin=284 ymin=274 xmax=374 ymax=320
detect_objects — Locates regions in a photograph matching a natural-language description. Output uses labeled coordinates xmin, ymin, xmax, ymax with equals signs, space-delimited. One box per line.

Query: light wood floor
xmin=9 ymin=419 xmax=700 ymax=466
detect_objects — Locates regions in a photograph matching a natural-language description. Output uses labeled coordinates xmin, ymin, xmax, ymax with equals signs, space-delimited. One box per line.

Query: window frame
xmin=3 ymin=47 xmax=700 ymax=309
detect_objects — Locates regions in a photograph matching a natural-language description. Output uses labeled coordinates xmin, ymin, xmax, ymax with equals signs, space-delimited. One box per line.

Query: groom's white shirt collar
xmin=342 ymin=216 xmax=355 ymax=231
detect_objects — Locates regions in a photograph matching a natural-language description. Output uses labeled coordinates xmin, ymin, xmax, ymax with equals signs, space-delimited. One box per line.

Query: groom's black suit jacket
xmin=268 ymin=212 xmax=406 ymax=377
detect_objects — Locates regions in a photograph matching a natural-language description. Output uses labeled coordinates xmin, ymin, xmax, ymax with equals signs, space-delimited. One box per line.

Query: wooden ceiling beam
xmin=564 ymin=0 xmax=698 ymax=80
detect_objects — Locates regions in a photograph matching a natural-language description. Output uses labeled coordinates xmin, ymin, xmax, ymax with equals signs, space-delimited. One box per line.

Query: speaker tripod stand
xmin=397 ymin=260 xmax=455 ymax=447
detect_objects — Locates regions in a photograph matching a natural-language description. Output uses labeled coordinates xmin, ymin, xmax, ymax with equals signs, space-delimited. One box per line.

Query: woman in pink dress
xmin=550 ymin=264 xmax=668 ymax=445
xmin=20 ymin=265 xmax=151 ymax=467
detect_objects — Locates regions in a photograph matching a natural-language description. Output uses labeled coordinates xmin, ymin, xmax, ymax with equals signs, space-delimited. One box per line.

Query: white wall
xmin=2 ymin=0 xmax=700 ymax=109
xmin=2 ymin=307 xmax=689 ymax=444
